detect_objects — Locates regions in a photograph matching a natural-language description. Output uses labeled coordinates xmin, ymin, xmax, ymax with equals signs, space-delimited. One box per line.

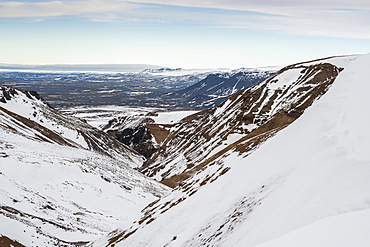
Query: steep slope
xmin=141 ymin=56 xmax=355 ymax=187
xmin=0 ymin=85 xmax=145 ymax=167
xmin=255 ymin=209 xmax=370 ymax=247
xmin=169 ymin=69 xmax=275 ymax=109
xmin=0 ymin=86 xmax=170 ymax=246
xmin=0 ymin=131 xmax=170 ymax=246
xmin=96 ymin=54 xmax=369 ymax=246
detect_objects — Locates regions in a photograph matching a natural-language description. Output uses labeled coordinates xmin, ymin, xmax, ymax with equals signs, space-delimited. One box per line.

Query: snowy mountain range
xmin=1 ymin=54 xmax=370 ymax=246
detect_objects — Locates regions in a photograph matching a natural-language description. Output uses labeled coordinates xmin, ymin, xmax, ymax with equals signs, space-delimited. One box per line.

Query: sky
xmin=0 ymin=0 xmax=369 ymax=69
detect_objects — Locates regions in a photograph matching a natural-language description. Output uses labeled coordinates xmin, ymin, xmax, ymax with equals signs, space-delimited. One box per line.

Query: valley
xmin=1 ymin=54 xmax=370 ymax=247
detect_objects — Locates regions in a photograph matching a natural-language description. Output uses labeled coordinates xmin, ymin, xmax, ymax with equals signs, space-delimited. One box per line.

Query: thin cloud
xmin=212 ymin=8 xmax=370 ymax=39
xmin=127 ymin=0 xmax=370 ymax=16
xmin=0 ymin=0 xmax=135 ymax=17
xmin=1 ymin=0 xmax=369 ymax=39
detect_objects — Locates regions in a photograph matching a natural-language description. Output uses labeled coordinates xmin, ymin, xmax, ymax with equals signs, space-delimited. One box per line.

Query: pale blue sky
xmin=1 ymin=0 xmax=369 ymax=68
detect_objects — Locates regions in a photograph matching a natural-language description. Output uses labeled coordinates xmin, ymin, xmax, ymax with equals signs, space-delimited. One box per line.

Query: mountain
xmin=0 ymin=85 xmax=170 ymax=246
xmin=94 ymin=54 xmax=370 ymax=246
xmin=140 ymin=56 xmax=348 ymax=185
xmin=168 ymin=68 xmax=275 ymax=109
xmin=0 ymin=85 xmax=146 ymax=167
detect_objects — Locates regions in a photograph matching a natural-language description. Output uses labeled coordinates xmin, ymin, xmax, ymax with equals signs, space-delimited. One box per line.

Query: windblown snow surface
xmin=0 ymin=131 xmax=169 ymax=245
xmin=96 ymin=54 xmax=370 ymax=246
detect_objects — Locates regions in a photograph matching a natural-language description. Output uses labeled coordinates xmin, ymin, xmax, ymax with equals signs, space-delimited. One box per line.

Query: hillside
xmin=140 ymin=56 xmax=352 ymax=186
xmin=0 ymin=86 xmax=170 ymax=246
xmin=96 ymin=54 xmax=370 ymax=246
xmin=0 ymin=85 xmax=144 ymax=167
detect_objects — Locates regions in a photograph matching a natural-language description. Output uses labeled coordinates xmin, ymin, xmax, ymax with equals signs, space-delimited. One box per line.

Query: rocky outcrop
xmin=102 ymin=115 xmax=158 ymax=159
xmin=108 ymin=125 xmax=157 ymax=159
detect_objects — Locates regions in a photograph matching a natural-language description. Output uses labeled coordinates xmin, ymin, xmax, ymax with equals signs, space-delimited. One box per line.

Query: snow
xmin=0 ymin=215 xmax=56 ymax=247
xmin=0 ymin=89 xmax=89 ymax=148
xmin=60 ymin=105 xmax=157 ymax=128
xmin=268 ymin=68 xmax=301 ymax=90
xmin=242 ymin=123 xmax=258 ymax=132
xmin=0 ymin=87 xmax=170 ymax=245
xmin=256 ymin=209 xmax=370 ymax=247
xmin=105 ymin=54 xmax=370 ymax=247
xmin=214 ymin=99 xmax=232 ymax=116
xmin=224 ymin=133 xmax=244 ymax=145
xmin=150 ymin=110 xmax=199 ymax=124
xmin=300 ymin=55 xmax=359 ymax=68
xmin=62 ymin=105 xmax=199 ymax=129
xmin=0 ymin=128 xmax=169 ymax=246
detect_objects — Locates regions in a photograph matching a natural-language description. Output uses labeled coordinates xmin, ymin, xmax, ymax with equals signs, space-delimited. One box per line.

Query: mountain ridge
xmin=140 ymin=58 xmax=347 ymax=187
xmin=98 ymin=54 xmax=368 ymax=247
xmin=0 ymin=84 xmax=145 ymax=166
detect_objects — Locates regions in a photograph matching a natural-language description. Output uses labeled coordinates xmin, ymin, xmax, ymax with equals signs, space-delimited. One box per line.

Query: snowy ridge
xmin=141 ymin=56 xmax=346 ymax=186
xmin=97 ymin=54 xmax=370 ymax=246
xmin=0 ymin=86 xmax=170 ymax=246
xmin=0 ymin=85 xmax=145 ymax=168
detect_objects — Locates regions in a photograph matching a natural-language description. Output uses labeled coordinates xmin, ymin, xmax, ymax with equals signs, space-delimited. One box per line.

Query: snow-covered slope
xmin=0 ymin=131 xmax=170 ymax=246
xmin=96 ymin=54 xmax=370 ymax=246
xmin=0 ymin=86 xmax=171 ymax=246
xmin=141 ymin=55 xmax=356 ymax=187
xmin=0 ymin=85 xmax=145 ymax=168
xmin=255 ymin=209 xmax=370 ymax=247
